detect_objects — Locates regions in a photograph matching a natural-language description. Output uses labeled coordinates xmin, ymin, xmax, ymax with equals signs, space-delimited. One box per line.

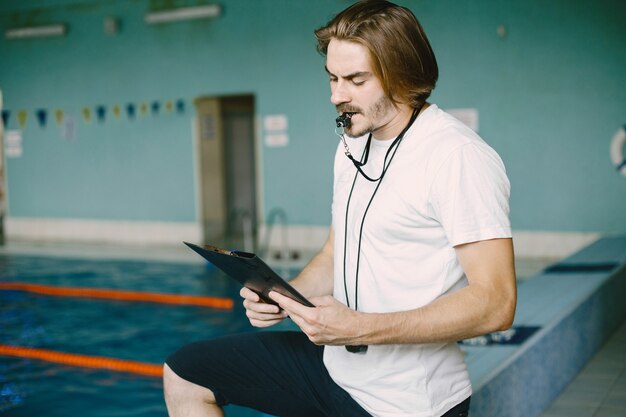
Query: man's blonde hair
xmin=315 ymin=0 xmax=438 ymax=108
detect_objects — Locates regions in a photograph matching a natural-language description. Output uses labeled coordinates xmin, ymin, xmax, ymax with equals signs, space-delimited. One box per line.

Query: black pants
xmin=166 ymin=331 xmax=470 ymax=417
xmin=442 ymin=397 xmax=470 ymax=417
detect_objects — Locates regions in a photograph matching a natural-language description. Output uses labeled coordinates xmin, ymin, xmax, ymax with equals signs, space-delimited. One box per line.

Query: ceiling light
xmin=5 ymin=24 xmax=67 ymax=40
xmin=145 ymin=4 xmax=221 ymax=24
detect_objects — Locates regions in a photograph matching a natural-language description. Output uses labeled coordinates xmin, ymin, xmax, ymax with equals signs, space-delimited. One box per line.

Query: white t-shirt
xmin=324 ymin=104 xmax=511 ymax=417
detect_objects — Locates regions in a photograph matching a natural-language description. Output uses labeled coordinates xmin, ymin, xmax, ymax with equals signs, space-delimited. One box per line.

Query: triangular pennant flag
xmin=1 ymin=110 xmax=10 ymax=127
xmin=139 ymin=103 xmax=148 ymax=116
xmin=175 ymin=99 xmax=185 ymax=114
xmin=54 ymin=109 xmax=64 ymax=126
xmin=81 ymin=107 xmax=92 ymax=123
xmin=164 ymin=100 xmax=174 ymax=113
xmin=36 ymin=109 xmax=48 ymax=128
xmin=151 ymin=101 xmax=160 ymax=116
xmin=17 ymin=110 xmax=28 ymax=129
xmin=126 ymin=103 xmax=136 ymax=120
xmin=96 ymin=105 xmax=107 ymax=123
xmin=112 ymin=105 xmax=121 ymax=119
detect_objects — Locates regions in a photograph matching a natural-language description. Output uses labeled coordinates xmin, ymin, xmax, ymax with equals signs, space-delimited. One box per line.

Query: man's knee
xmin=163 ymin=363 xmax=218 ymax=405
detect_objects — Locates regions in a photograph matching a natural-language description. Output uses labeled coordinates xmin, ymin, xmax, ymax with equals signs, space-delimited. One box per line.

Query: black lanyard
xmin=340 ymin=106 xmax=422 ymax=353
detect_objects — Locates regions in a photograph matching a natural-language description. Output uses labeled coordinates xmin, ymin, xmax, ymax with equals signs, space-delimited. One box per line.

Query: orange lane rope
xmin=0 ymin=282 xmax=234 ymax=310
xmin=0 ymin=344 xmax=163 ymax=377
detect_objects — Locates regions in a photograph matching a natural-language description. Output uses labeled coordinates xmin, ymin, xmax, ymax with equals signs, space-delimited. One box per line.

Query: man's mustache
xmin=336 ymin=105 xmax=362 ymax=114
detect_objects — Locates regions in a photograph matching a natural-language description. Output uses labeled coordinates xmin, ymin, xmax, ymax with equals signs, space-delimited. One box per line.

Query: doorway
xmin=194 ymin=95 xmax=257 ymax=250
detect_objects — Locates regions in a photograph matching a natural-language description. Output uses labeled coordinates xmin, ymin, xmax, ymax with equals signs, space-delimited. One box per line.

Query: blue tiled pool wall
xmin=470 ymin=237 xmax=626 ymax=417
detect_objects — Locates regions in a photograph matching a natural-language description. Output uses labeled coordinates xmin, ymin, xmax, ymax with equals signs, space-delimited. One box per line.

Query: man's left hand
xmin=269 ymin=291 xmax=363 ymax=346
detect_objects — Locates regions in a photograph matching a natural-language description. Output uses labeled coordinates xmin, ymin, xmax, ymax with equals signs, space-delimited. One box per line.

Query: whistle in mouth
xmin=336 ymin=112 xmax=354 ymax=129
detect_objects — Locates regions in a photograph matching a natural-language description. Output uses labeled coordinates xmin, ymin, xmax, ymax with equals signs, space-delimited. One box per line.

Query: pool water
xmin=0 ymin=254 xmax=282 ymax=417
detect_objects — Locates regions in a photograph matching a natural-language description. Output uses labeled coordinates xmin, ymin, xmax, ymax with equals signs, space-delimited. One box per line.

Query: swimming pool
xmin=0 ymin=251 xmax=553 ymax=416
xmin=0 ymin=253 xmax=288 ymax=417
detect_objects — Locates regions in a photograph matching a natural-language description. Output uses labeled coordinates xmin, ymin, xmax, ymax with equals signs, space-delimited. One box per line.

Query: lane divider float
xmin=0 ymin=282 xmax=234 ymax=310
xmin=0 ymin=344 xmax=162 ymax=377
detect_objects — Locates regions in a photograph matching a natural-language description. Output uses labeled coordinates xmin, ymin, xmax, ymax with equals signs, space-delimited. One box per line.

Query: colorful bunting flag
xmin=81 ymin=107 xmax=92 ymax=123
xmin=96 ymin=105 xmax=107 ymax=123
xmin=126 ymin=103 xmax=136 ymax=120
xmin=36 ymin=109 xmax=48 ymax=128
xmin=17 ymin=110 xmax=28 ymax=129
xmin=176 ymin=99 xmax=185 ymax=114
xmin=0 ymin=98 xmax=192 ymax=132
xmin=1 ymin=110 xmax=9 ymax=127
xmin=54 ymin=109 xmax=64 ymax=126
xmin=112 ymin=105 xmax=121 ymax=119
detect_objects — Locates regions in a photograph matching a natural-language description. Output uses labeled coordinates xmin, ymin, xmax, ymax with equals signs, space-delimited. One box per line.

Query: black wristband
xmin=345 ymin=345 xmax=368 ymax=354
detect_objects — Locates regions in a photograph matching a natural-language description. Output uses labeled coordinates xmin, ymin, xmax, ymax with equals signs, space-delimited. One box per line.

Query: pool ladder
xmin=261 ymin=208 xmax=292 ymax=275
xmin=228 ymin=208 xmax=255 ymax=253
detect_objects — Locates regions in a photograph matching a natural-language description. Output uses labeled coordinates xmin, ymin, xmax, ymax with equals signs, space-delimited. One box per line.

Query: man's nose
xmin=330 ymin=82 xmax=350 ymax=106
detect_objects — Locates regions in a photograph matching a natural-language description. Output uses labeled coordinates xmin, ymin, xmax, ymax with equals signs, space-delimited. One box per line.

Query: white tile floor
xmin=539 ymin=320 xmax=626 ymax=417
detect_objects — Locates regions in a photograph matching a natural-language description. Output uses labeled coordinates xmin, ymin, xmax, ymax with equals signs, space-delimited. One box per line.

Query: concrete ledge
xmin=3 ymin=217 xmax=603 ymax=261
xmin=5 ymin=217 xmax=202 ymax=245
xmin=511 ymin=230 xmax=601 ymax=259
xmin=468 ymin=236 xmax=626 ymax=417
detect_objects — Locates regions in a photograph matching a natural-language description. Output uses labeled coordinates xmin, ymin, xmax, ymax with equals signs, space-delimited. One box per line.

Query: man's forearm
xmin=357 ymin=282 xmax=515 ymax=345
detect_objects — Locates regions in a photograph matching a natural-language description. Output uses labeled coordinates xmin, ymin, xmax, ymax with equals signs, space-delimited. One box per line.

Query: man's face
xmin=326 ymin=39 xmax=398 ymax=139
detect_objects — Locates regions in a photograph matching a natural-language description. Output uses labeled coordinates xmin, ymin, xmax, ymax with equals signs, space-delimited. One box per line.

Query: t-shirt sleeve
xmin=428 ymin=142 xmax=512 ymax=247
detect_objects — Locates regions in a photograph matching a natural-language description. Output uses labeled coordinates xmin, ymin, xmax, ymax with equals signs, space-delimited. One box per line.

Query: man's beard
xmin=339 ymin=95 xmax=395 ymax=137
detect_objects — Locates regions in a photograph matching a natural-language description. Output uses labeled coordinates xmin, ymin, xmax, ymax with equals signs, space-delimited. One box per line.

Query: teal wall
xmin=0 ymin=0 xmax=624 ymax=233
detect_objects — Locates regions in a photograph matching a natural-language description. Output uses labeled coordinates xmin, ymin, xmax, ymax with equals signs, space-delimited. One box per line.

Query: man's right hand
xmin=240 ymin=287 xmax=288 ymax=328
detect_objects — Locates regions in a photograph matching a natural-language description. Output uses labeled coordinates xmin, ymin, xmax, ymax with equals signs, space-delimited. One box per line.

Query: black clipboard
xmin=184 ymin=242 xmax=314 ymax=308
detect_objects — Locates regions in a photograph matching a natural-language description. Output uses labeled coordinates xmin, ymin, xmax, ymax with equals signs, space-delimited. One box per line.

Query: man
xmin=163 ymin=1 xmax=516 ymax=416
